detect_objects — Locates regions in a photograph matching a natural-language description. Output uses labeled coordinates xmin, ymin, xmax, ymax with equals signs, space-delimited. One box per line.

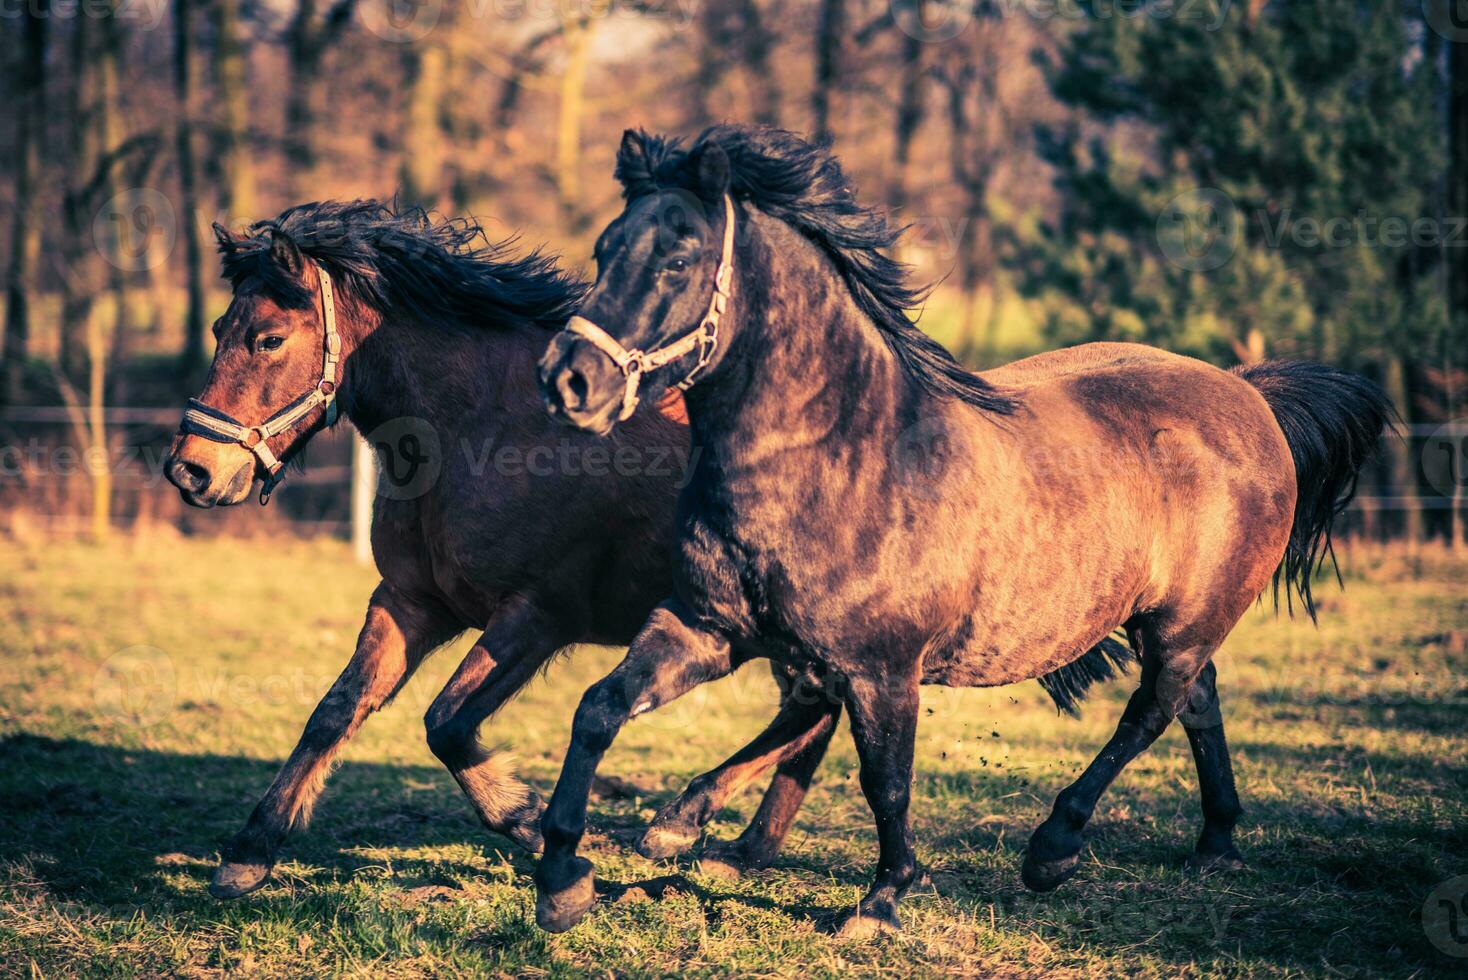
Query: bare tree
xmin=212 ymin=0 xmax=255 ymax=221
xmin=2 ymin=0 xmax=46 ymax=404
xmin=284 ymin=0 xmax=356 ymax=199
xmin=176 ymin=0 xmax=208 ymax=373
xmin=812 ymin=0 xmax=844 ymax=142
xmin=932 ymin=14 xmax=1044 ymax=365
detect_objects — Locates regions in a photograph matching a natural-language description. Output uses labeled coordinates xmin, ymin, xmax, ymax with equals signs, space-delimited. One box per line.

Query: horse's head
xmin=166 ymin=224 xmax=342 ymax=507
xmin=539 ymin=129 xmax=737 ymax=435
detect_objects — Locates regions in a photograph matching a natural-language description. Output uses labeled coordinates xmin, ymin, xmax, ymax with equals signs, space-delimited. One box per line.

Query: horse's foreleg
xmin=535 ymin=601 xmax=737 ymax=933
xmin=210 ymin=584 xmax=457 ymax=900
xmin=835 ymin=667 xmax=921 ymax=938
xmin=423 ymin=597 xmax=573 ymax=854
xmin=638 ymin=667 xmax=840 ymax=864
xmin=1179 ymin=661 xmax=1246 ymax=872
xmin=1021 ymin=643 xmax=1215 ymax=892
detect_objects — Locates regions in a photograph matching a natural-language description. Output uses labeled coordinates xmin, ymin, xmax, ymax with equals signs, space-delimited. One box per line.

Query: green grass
xmin=1 ymin=535 xmax=1465 ymax=977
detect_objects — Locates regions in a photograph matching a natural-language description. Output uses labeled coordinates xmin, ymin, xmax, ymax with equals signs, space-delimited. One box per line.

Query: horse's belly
xmin=920 ymin=581 xmax=1136 ymax=688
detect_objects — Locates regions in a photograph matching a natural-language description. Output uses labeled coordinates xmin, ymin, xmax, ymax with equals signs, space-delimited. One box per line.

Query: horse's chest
xmin=677 ymin=506 xmax=833 ymax=651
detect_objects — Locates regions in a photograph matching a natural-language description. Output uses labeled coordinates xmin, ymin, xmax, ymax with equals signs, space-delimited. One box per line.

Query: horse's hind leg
xmin=424 ymin=597 xmax=575 ymax=853
xmin=700 ymin=699 xmax=840 ymax=874
xmin=210 ymin=584 xmax=459 ymax=900
xmin=1180 ymin=661 xmax=1246 ymax=872
xmin=1022 ymin=629 xmax=1218 ymax=893
xmin=637 ymin=666 xmax=840 ymax=864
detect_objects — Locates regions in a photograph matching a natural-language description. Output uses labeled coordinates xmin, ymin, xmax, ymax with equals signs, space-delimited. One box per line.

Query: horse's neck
xmin=340 ymin=307 xmax=538 ymax=436
xmin=687 ymin=213 xmax=930 ymax=460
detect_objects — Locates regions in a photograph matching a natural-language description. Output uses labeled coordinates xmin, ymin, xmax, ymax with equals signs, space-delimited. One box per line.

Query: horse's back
xmin=980 ymin=341 xmax=1179 ymax=387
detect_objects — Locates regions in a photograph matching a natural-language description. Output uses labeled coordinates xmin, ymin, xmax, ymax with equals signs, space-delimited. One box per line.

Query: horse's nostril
xmin=558 ymin=368 xmax=590 ymax=410
xmin=175 ymin=460 xmax=211 ymax=493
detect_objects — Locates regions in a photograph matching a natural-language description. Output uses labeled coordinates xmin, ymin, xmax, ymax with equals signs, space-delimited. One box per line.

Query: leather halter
xmin=563 ymin=194 xmax=736 ymax=422
xmin=179 ymin=262 xmax=342 ymax=504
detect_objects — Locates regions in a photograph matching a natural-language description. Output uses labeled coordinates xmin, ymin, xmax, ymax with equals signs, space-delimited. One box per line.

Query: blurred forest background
xmin=0 ymin=0 xmax=1464 ymax=541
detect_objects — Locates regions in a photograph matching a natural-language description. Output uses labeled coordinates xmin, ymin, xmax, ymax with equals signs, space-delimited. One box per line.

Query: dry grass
xmin=0 ymin=535 xmax=1464 ymax=977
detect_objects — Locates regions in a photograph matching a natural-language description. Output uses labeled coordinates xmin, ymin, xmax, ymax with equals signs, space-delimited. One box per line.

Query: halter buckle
xmin=241 ymin=427 xmax=264 ymax=448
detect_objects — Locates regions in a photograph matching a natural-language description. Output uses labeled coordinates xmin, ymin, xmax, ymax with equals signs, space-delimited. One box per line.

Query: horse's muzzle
xmin=538 ymin=332 xmax=624 ymax=436
xmin=165 ymin=435 xmax=255 ymax=507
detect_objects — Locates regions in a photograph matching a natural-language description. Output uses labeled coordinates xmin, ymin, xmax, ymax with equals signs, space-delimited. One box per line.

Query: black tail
xmin=1038 ymin=637 xmax=1138 ymax=716
xmin=1234 ymin=359 xmax=1395 ymax=621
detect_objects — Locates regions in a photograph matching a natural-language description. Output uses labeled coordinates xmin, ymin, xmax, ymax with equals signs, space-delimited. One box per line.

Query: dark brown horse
xmin=534 ymin=125 xmax=1393 ymax=936
xmin=165 ymin=199 xmax=1127 ymax=901
xmin=164 ymin=201 xmax=697 ymax=899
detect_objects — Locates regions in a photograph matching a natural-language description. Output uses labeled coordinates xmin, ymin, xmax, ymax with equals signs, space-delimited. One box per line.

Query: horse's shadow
xmin=0 ymin=733 xmax=519 ymax=907
xmin=5 ymin=732 xmax=1463 ymax=973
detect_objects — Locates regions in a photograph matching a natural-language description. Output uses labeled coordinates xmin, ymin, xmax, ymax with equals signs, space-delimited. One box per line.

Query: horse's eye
xmin=666 ymin=258 xmax=689 ymax=274
xmin=258 ymin=336 xmax=285 ymax=352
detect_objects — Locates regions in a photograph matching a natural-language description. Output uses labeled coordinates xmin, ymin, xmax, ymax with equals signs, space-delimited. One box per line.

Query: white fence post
xmin=351 ymin=435 xmax=374 ymax=565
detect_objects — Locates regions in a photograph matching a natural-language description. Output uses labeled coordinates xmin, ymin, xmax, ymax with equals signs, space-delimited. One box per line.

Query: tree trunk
xmin=811 ymin=0 xmax=844 ymax=142
xmin=98 ymin=0 xmax=130 ymax=404
xmin=556 ymin=16 xmax=591 ymax=235
xmin=739 ymin=0 xmax=778 ymax=126
xmin=175 ymin=0 xmax=207 ymax=374
xmin=212 ymin=0 xmax=254 ymax=221
xmin=285 ymin=0 xmax=320 ymax=199
xmin=60 ymin=10 xmax=103 ymax=388
xmin=956 ymin=192 xmax=995 ymax=365
xmin=2 ymin=0 xmax=46 ymax=404
xmin=890 ymin=30 xmax=924 ymax=214
xmin=400 ymin=36 xmax=446 ymax=209
xmin=1450 ymin=29 xmax=1467 ymax=358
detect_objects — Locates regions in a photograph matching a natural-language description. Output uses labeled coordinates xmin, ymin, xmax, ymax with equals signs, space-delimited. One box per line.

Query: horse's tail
xmin=1039 ymin=637 xmax=1137 ymax=716
xmin=1233 ymin=359 xmax=1395 ymax=620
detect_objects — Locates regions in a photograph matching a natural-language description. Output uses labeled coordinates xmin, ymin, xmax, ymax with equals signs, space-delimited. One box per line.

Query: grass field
xmin=1 ymin=534 xmax=1465 ymax=977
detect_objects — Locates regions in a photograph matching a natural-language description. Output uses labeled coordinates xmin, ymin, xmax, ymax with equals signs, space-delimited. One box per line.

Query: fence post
xmin=351 ymin=435 xmax=374 ymax=565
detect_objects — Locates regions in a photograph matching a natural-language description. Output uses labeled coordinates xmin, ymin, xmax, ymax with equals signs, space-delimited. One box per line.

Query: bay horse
xmin=534 ymin=125 xmax=1392 ymax=936
xmin=164 ymin=199 xmax=1130 ymax=901
xmin=164 ymin=201 xmax=710 ymax=899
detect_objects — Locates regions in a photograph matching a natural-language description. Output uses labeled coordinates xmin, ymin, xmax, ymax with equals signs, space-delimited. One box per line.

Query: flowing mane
xmin=616 ymin=124 xmax=1017 ymax=414
xmin=218 ymin=199 xmax=586 ymax=329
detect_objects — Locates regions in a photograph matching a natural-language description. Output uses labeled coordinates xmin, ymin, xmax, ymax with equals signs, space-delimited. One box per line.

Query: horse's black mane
xmin=617 ymin=124 xmax=1017 ymax=414
xmin=218 ymin=199 xmax=586 ymax=328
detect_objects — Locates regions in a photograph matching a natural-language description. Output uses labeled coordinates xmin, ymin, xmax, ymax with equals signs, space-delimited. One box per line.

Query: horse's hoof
xmin=637 ymin=821 xmax=699 ymax=861
xmin=208 ymin=859 xmax=273 ymax=900
xmin=835 ymin=907 xmax=902 ymax=940
xmin=534 ymin=856 xmax=597 ymax=933
xmin=1020 ymin=849 xmax=1081 ymax=892
xmin=1185 ymin=847 xmax=1246 ymax=874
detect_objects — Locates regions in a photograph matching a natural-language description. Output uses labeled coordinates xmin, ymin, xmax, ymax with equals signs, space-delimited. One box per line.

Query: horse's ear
xmin=689 ymin=141 xmax=731 ymax=200
xmin=212 ymin=222 xmax=240 ymax=253
xmin=615 ymin=128 xmax=653 ymax=192
xmin=268 ymin=230 xmax=305 ymax=278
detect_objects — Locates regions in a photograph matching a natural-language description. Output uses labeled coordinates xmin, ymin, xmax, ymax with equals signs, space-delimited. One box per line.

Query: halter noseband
xmin=179 ymin=262 xmax=342 ymax=504
xmin=563 ymin=193 xmax=736 ymax=422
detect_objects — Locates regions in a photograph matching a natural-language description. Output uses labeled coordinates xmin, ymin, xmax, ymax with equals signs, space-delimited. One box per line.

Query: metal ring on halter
xmin=562 ymin=194 xmax=737 ymax=422
xmin=177 ymin=261 xmax=343 ymax=504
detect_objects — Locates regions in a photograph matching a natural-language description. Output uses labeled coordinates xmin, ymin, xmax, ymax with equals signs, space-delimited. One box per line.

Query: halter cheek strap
xmin=179 ymin=263 xmax=342 ymax=504
xmin=563 ymin=193 xmax=736 ymax=422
